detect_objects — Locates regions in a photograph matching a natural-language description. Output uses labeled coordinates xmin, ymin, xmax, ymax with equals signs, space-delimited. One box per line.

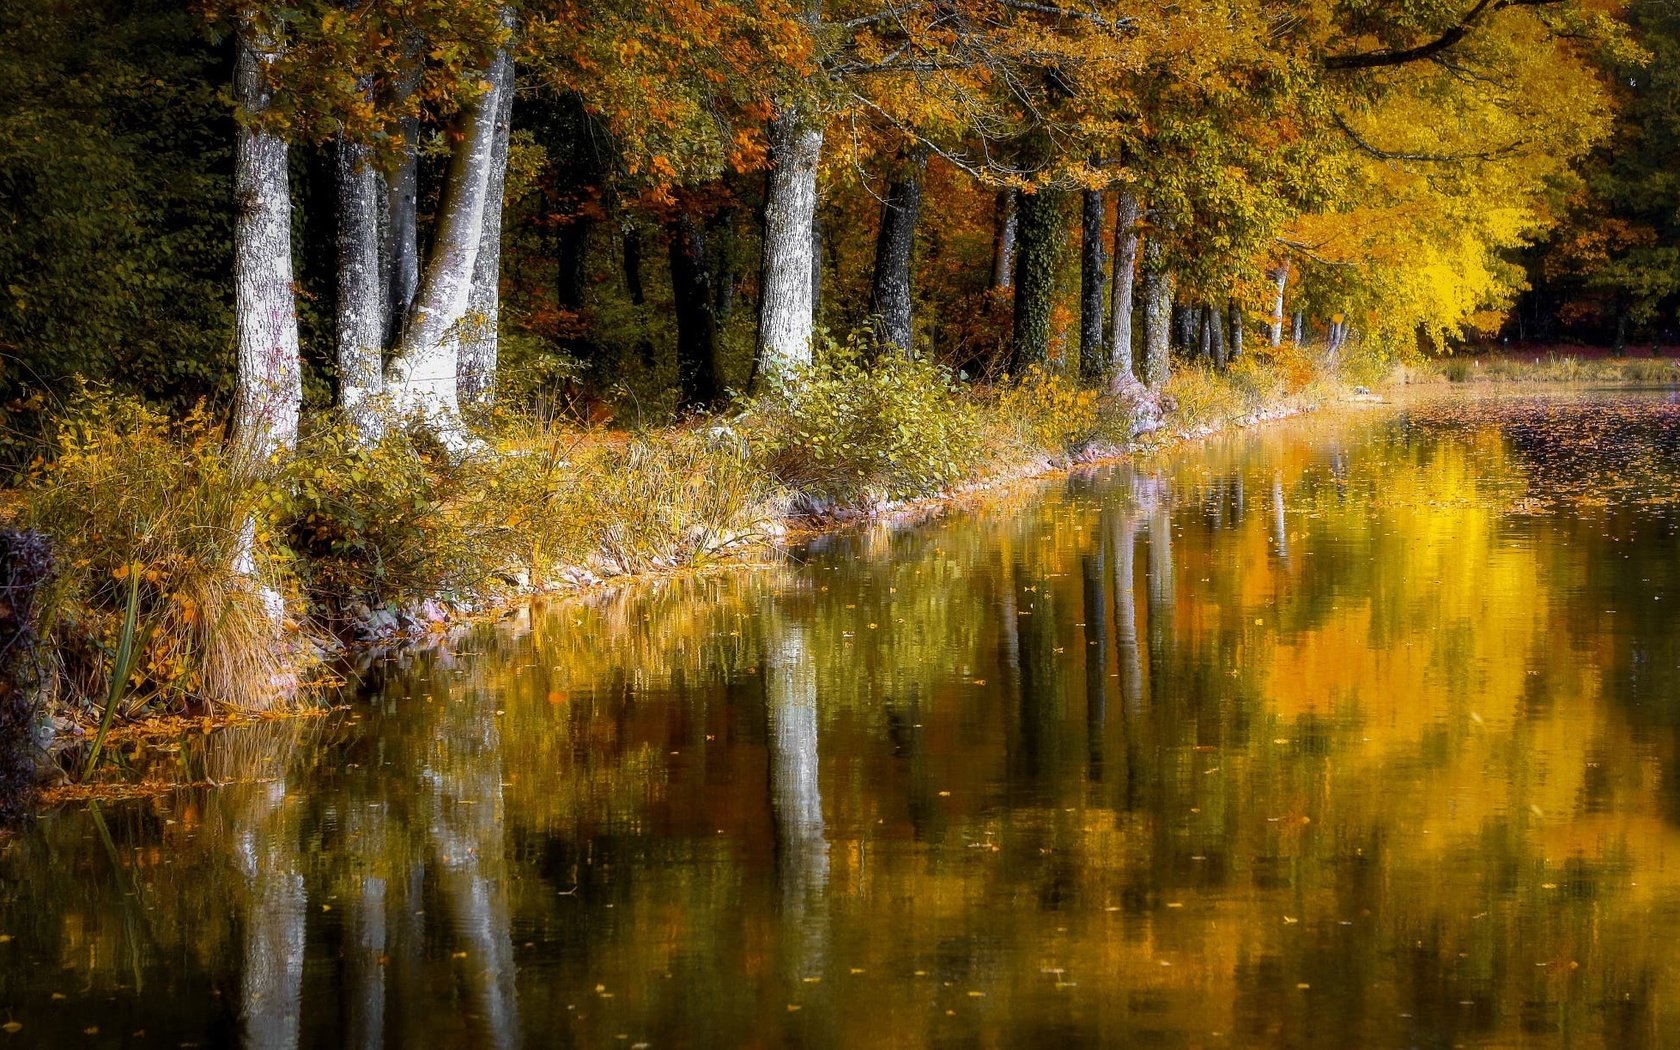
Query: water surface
xmin=7 ymin=389 xmax=1680 ymax=1047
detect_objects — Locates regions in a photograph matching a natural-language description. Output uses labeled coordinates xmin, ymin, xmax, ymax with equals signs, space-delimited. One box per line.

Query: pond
xmin=6 ymin=388 xmax=1680 ymax=1047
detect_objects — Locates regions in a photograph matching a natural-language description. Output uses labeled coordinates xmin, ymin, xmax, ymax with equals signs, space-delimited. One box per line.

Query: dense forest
xmin=1 ymin=0 xmax=1671 ymax=436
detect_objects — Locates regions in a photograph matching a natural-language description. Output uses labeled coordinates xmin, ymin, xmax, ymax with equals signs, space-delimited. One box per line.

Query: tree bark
xmin=233 ymin=13 xmax=302 ymax=461
xmin=867 ymin=153 xmax=925 ymax=353
xmin=1208 ymin=301 xmax=1226 ymax=369
xmin=1228 ymin=297 xmax=1244 ymax=361
xmin=1107 ymin=190 xmax=1142 ymax=391
xmin=1268 ymin=262 xmax=1289 ymax=347
xmin=1292 ymin=310 xmax=1305 ymax=346
xmin=385 ymin=42 xmax=509 ymax=444
xmin=384 ymin=57 xmax=421 ymax=346
xmin=458 ymin=49 xmax=515 ymax=410
xmin=1139 ymin=237 xmax=1172 ymax=388
xmin=669 ymin=214 xmax=724 ymax=410
xmin=336 ymin=134 xmax=384 ymax=434
xmin=991 ymin=190 xmax=1018 ymax=292
xmin=756 ymin=108 xmax=824 ymax=380
xmin=1009 ymin=189 xmax=1065 ymax=374
xmin=1078 ymin=189 xmax=1107 ymax=383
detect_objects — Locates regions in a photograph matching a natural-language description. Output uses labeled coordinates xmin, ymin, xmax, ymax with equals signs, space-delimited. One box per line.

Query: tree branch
xmin=1323 ymin=0 xmax=1564 ymax=70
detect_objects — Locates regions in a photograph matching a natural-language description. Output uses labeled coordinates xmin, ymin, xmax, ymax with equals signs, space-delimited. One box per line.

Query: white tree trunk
xmin=386 ymin=35 xmax=508 ymax=445
xmin=1268 ymin=262 xmax=1289 ymax=348
xmin=1107 ymin=189 xmax=1142 ymax=392
xmin=458 ymin=50 xmax=515 ymax=410
xmin=756 ymin=109 xmax=824 ymax=380
xmin=336 ymin=134 xmax=385 ymax=434
xmin=233 ymin=15 xmax=301 ymax=462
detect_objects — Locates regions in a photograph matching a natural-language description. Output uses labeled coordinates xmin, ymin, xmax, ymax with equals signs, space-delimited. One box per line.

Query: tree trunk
xmin=708 ymin=206 xmax=740 ymax=322
xmin=1139 ymin=238 xmax=1172 ymax=388
xmin=1268 ymin=262 xmax=1289 ymax=347
xmin=669 ymin=214 xmax=724 ymax=410
xmin=1228 ymin=297 xmax=1244 ymax=360
xmin=458 ymin=50 xmax=515 ymax=410
xmin=1292 ymin=310 xmax=1305 ymax=346
xmin=810 ymin=202 xmax=824 ymax=329
xmin=233 ymin=14 xmax=302 ymax=461
xmin=990 ymin=190 xmax=1018 ymax=292
xmin=867 ymin=153 xmax=925 ymax=353
xmin=336 ymin=134 xmax=384 ymax=433
xmin=1078 ymin=189 xmax=1107 ymax=382
xmin=385 ymin=45 xmax=508 ymax=444
xmin=622 ymin=228 xmax=656 ymax=366
xmin=1009 ymin=189 xmax=1066 ymax=374
xmin=385 ymin=58 xmax=421 ymax=346
xmin=1198 ymin=304 xmax=1213 ymax=362
xmin=1208 ymin=301 xmax=1226 ymax=369
xmin=1173 ymin=302 xmax=1196 ymax=355
xmin=1107 ymin=189 xmax=1142 ymax=391
xmin=756 ymin=108 xmax=824 ymax=380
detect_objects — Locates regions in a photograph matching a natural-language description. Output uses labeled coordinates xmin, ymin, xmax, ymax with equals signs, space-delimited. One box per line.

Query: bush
xmin=748 ymin=337 xmax=983 ymax=505
xmin=986 ymin=366 xmax=1104 ymax=461
xmin=283 ymin=422 xmax=504 ymax=612
xmin=15 ymin=389 xmax=298 ymax=714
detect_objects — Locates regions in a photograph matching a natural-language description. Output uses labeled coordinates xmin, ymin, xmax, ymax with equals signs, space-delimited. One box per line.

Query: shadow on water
xmin=11 ymin=390 xmax=1680 ymax=1045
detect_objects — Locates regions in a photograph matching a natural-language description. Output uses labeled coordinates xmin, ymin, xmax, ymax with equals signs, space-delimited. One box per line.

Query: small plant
xmin=747 ymin=334 xmax=983 ymax=505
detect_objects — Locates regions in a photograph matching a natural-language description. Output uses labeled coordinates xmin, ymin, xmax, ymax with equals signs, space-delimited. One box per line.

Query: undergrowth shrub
xmin=557 ymin=430 xmax=781 ymax=576
xmin=15 ymin=389 xmax=296 ymax=714
xmin=283 ymin=423 xmax=504 ymax=612
xmin=749 ymin=339 xmax=982 ymax=505
xmin=988 ymin=366 xmax=1103 ymax=460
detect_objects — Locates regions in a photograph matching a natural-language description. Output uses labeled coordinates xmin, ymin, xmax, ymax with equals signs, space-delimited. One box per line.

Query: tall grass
xmin=15 ymin=390 xmax=299 ymax=717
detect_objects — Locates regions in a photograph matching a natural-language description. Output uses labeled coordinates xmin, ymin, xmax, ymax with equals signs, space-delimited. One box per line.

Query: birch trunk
xmin=1268 ymin=262 xmax=1289 ymax=347
xmin=1107 ymin=190 xmax=1142 ymax=391
xmin=1139 ymin=238 xmax=1172 ymax=388
xmin=385 ymin=46 xmax=508 ymax=445
xmin=756 ymin=108 xmax=824 ymax=380
xmin=867 ymin=154 xmax=924 ymax=353
xmin=1078 ymin=189 xmax=1107 ymax=382
xmin=1228 ymin=297 xmax=1244 ymax=360
xmin=458 ymin=50 xmax=515 ymax=410
xmin=1292 ymin=310 xmax=1305 ymax=346
xmin=336 ymin=134 xmax=384 ymax=433
xmin=991 ymin=190 xmax=1018 ymax=291
xmin=233 ymin=15 xmax=302 ymax=461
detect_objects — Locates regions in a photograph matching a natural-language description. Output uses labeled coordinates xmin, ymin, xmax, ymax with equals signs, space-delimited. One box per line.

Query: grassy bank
xmin=1396 ymin=350 xmax=1680 ymax=386
xmin=2 ymin=345 xmax=1340 ymax=783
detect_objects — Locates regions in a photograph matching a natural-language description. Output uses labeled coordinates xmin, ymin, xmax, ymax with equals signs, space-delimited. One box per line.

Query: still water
xmin=7 ymin=389 xmax=1680 ymax=1047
